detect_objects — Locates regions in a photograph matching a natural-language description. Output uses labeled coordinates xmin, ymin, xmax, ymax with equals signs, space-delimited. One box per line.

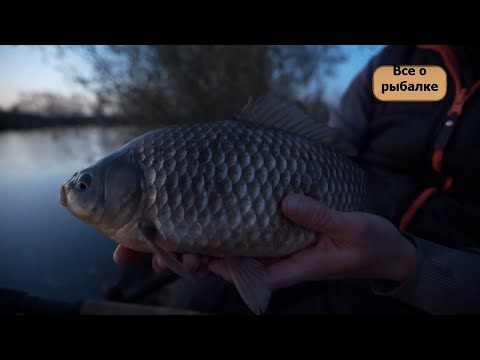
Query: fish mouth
xmin=59 ymin=184 xmax=68 ymax=208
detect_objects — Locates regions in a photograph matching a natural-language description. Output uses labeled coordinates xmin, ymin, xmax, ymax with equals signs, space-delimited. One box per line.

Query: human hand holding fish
xmin=61 ymin=94 xmax=416 ymax=314
xmin=115 ymin=193 xmax=417 ymax=291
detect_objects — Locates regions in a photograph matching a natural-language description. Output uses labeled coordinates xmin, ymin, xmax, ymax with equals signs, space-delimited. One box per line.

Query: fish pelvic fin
xmin=226 ymin=257 xmax=271 ymax=315
xmin=137 ymin=219 xmax=194 ymax=280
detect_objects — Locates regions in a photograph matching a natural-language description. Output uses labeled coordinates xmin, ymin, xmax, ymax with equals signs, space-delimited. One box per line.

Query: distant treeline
xmin=0 ymin=110 xmax=132 ymax=131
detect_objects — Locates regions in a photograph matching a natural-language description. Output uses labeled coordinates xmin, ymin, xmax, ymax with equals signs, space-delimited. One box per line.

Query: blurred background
xmin=0 ymin=45 xmax=385 ymax=306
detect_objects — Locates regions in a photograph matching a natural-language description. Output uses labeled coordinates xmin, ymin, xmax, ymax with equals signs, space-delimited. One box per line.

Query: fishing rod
xmin=0 ymin=270 xmax=209 ymax=315
xmin=1 ymin=288 xmax=81 ymax=315
xmin=0 ymin=287 xmax=207 ymax=315
xmin=104 ymin=270 xmax=178 ymax=303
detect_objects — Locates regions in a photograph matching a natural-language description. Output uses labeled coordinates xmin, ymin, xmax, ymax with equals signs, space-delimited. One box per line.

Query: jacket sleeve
xmin=371 ymin=234 xmax=480 ymax=315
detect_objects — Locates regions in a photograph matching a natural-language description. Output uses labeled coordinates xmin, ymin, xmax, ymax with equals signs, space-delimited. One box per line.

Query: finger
xmin=265 ymin=234 xmax=334 ymax=290
xmin=152 ymin=256 xmax=168 ymax=272
xmin=281 ymin=194 xmax=344 ymax=234
xmin=200 ymin=255 xmax=211 ymax=265
xmin=182 ymin=254 xmax=201 ymax=273
xmin=197 ymin=266 xmax=211 ymax=278
xmin=113 ymin=245 xmax=147 ymax=265
xmin=264 ymin=252 xmax=318 ymax=290
xmin=208 ymin=259 xmax=232 ymax=282
xmin=255 ymin=256 xmax=289 ymax=265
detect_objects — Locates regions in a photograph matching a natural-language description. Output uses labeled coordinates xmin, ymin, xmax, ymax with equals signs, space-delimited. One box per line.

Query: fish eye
xmin=77 ymin=173 xmax=93 ymax=191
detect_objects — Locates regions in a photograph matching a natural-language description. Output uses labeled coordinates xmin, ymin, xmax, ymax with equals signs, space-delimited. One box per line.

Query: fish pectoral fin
xmin=226 ymin=257 xmax=271 ymax=315
xmin=137 ymin=220 xmax=194 ymax=280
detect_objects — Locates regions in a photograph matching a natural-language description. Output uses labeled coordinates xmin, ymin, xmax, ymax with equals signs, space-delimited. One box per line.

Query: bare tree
xmin=58 ymin=45 xmax=346 ymax=126
xmin=10 ymin=91 xmax=92 ymax=117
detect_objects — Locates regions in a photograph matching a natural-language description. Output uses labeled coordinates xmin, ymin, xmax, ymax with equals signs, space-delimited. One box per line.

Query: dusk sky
xmin=0 ymin=45 xmax=385 ymax=110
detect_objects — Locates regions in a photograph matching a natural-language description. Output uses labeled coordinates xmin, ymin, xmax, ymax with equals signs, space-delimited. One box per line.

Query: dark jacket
xmin=329 ymin=45 xmax=480 ymax=314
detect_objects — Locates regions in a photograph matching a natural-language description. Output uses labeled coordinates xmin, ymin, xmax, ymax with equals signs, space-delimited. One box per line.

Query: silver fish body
xmin=60 ymin=95 xmax=368 ymax=315
xmin=129 ymin=119 xmax=367 ymax=257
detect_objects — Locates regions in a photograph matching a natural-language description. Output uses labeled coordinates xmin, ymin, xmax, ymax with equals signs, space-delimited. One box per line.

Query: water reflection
xmin=0 ymin=126 xmax=146 ymax=302
xmin=0 ymin=126 xmax=140 ymax=177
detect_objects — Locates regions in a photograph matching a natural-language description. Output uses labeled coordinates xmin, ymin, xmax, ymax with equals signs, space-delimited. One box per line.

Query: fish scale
xmin=60 ymin=95 xmax=368 ymax=314
xmin=130 ymin=118 xmax=367 ymax=258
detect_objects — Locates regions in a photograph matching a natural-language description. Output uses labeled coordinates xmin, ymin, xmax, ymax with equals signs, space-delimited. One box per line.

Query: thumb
xmin=281 ymin=194 xmax=342 ymax=234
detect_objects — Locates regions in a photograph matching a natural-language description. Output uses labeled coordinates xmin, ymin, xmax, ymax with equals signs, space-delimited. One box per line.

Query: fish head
xmin=59 ymin=149 xmax=144 ymax=241
xmin=60 ymin=168 xmax=98 ymax=222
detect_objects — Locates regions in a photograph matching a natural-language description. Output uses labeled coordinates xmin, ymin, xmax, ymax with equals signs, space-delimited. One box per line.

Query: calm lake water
xmin=0 ymin=126 xmax=149 ymax=302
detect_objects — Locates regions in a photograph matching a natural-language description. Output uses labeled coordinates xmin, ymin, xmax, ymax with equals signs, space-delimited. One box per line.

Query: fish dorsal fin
xmin=234 ymin=93 xmax=337 ymax=145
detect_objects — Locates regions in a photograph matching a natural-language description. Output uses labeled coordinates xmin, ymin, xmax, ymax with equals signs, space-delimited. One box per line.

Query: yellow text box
xmin=373 ymin=65 xmax=447 ymax=102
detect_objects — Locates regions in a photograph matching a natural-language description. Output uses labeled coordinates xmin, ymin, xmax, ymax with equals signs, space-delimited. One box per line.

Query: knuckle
xmin=310 ymin=206 xmax=333 ymax=229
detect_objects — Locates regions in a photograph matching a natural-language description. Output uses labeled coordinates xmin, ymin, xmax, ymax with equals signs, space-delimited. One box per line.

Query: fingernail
xmin=209 ymin=262 xmax=220 ymax=273
xmin=284 ymin=194 xmax=303 ymax=216
xmin=152 ymin=257 xmax=161 ymax=272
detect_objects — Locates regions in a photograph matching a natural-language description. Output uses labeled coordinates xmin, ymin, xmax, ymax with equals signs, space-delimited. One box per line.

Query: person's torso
xmin=359 ymin=45 xmax=480 ymax=248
